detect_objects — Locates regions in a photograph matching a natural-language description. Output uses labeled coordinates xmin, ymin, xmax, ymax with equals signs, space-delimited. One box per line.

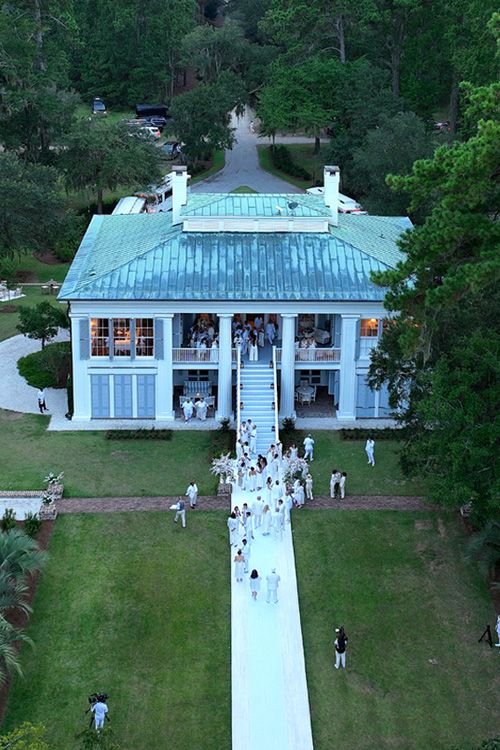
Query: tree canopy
xmin=368 ymin=82 xmax=500 ymax=522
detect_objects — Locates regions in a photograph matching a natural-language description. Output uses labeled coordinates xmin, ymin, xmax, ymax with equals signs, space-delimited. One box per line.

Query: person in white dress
xmin=284 ymin=492 xmax=293 ymax=523
xmin=265 ymin=477 xmax=274 ymax=508
xmin=249 ymin=569 xmax=261 ymax=600
xmin=236 ymin=440 xmax=244 ymax=460
xmin=272 ymin=480 xmax=283 ymax=510
xmin=262 ymin=505 xmax=272 ymax=536
xmin=241 ymin=327 xmax=250 ymax=356
xmin=227 ymin=513 xmax=239 ymax=547
xmin=252 ymin=495 xmax=264 ymax=528
xmin=210 ymin=339 xmax=218 ymax=362
xmin=303 ymin=434 xmax=315 ymax=461
xmin=294 ymin=483 xmax=305 ymax=508
xmin=249 ymin=333 xmax=259 ymax=361
xmin=339 ymin=472 xmax=347 ymax=499
xmin=241 ymin=538 xmax=251 ymax=573
xmin=272 ymin=508 xmax=283 ymax=541
xmin=305 ymin=473 xmax=314 ymax=501
xmin=365 ymin=438 xmax=375 ymax=466
xmin=249 ymin=425 xmax=257 ymax=455
xmin=195 ymin=397 xmax=208 ymax=421
xmin=330 ymin=469 xmax=341 ymax=498
xmin=181 ymin=397 xmax=194 ymax=422
xmin=234 ymin=550 xmax=245 ymax=582
xmin=258 ymin=327 xmax=265 ymax=348
xmin=289 ymin=443 xmax=298 ymax=460
xmin=247 ymin=467 xmax=257 ymax=492
xmin=266 ymin=321 xmax=276 ymax=345
xmin=186 ymin=481 xmax=198 ymax=508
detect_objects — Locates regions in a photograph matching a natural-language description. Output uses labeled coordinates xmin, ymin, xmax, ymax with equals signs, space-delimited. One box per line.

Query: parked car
xmin=161 ymin=141 xmax=182 ymax=159
xmin=92 ymin=97 xmax=107 ymax=116
xmin=145 ymin=116 xmax=168 ymax=131
xmin=434 ymin=120 xmax=451 ymax=132
xmin=306 ymin=187 xmax=367 ymax=214
xmin=140 ymin=126 xmax=161 ymax=139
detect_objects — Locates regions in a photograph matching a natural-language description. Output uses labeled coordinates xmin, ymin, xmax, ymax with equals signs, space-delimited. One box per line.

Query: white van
xmin=306 ymin=187 xmax=367 ymax=214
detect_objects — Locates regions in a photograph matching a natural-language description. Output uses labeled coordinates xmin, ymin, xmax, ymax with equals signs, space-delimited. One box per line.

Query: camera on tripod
xmin=85 ymin=692 xmax=110 ymax=727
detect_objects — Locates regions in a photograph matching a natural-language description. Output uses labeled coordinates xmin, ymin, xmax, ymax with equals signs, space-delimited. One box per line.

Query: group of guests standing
xmin=232 ymin=316 xmax=277 ymax=361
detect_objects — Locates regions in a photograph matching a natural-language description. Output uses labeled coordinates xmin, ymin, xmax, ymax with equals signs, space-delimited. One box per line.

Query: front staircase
xmin=239 ymin=358 xmax=277 ymax=454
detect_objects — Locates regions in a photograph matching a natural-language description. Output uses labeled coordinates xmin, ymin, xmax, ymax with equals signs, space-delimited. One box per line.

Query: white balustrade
xmin=275 ymin=347 xmax=340 ymax=364
xmin=172 ymin=348 xmax=218 ymax=363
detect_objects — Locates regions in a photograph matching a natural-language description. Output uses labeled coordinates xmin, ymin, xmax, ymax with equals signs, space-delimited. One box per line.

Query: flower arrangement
xmin=41 ymin=491 xmax=54 ymax=506
xmin=282 ymin=457 xmax=309 ymax=484
xmin=211 ymin=453 xmax=236 ymax=484
xmin=44 ymin=472 xmax=64 ymax=486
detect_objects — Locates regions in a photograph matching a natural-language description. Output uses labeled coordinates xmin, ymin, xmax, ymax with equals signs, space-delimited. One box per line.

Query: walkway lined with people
xmin=230 ymin=480 xmax=314 ymax=750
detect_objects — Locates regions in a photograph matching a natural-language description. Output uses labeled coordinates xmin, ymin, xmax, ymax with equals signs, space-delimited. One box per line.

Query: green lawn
xmin=230 ymin=185 xmax=258 ymax=194
xmin=257 ymin=143 xmax=326 ymax=190
xmin=0 ymin=286 xmax=68 ymax=342
xmin=190 ymin=149 xmax=225 ymax=185
xmin=294 ymin=511 xmax=500 ymax=750
xmin=0 ymin=410 xmax=229 ymax=497
xmin=2 ymin=512 xmax=230 ymax=750
xmin=282 ymin=430 xmax=425 ymax=497
xmin=0 ymin=411 xmax=423 ymax=498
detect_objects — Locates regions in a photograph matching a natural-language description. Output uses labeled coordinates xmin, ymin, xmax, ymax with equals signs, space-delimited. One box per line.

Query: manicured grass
xmin=230 ymin=186 xmax=258 ymax=193
xmin=293 ymin=511 xmax=500 ymax=750
xmin=15 ymin=255 xmax=70 ymax=284
xmin=0 ymin=287 xmax=67 ymax=342
xmin=0 ymin=411 xmax=422 ymax=498
xmin=0 ymin=410 xmax=229 ymax=497
xmin=190 ymin=149 xmax=225 ymax=185
xmin=3 ymin=512 xmax=230 ymax=750
xmin=282 ymin=430 xmax=425 ymax=496
xmin=257 ymin=143 xmax=325 ymax=190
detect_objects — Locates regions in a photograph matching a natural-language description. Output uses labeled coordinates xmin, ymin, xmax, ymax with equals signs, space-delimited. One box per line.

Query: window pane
xmin=360 ymin=318 xmax=378 ymax=337
xmin=136 ymin=318 xmax=154 ymax=357
xmin=113 ymin=319 xmax=131 ymax=357
xmin=90 ymin=318 xmax=109 ymax=357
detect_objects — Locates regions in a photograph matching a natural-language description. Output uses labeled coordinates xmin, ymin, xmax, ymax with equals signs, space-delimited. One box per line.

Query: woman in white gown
xmin=265 ymin=476 xmax=274 ymax=508
xmin=227 ymin=513 xmax=239 ymax=547
xmin=234 ymin=550 xmax=245 ymax=582
xmin=262 ymin=505 xmax=272 ymax=536
xmin=249 ymin=333 xmax=259 ymax=362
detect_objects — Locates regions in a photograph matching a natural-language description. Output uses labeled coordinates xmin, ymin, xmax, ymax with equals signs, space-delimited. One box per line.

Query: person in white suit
xmin=185 ymin=481 xmax=198 ymax=508
xmin=266 ymin=568 xmax=281 ymax=603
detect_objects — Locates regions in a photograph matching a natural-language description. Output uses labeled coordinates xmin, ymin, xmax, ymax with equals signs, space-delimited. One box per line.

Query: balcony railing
xmin=172 ymin=348 xmax=218 ymax=363
xmin=275 ymin=347 xmax=341 ymax=364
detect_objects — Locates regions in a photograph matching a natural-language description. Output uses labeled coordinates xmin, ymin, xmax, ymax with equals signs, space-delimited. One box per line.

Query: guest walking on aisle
xmin=186 ymin=481 xmax=198 ymax=508
xmin=262 ymin=504 xmax=272 ymax=536
xmin=305 ymin=473 xmax=314 ymax=501
xmin=365 ymin=437 xmax=375 ymax=466
xmin=174 ymin=498 xmax=186 ymax=527
xmin=303 ymin=434 xmax=315 ymax=461
xmin=272 ymin=508 xmax=283 ymax=541
xmin=241 ymin=538 xmax=251 ymax=573
xmin=181 ymin=397 xmax=194 ymax=422
xmin=227 ymin=512 xmax=239 ymax=547
xmin=249 ymin=332 xmax=259 ymax=361
xmin=339 ymin=472 xmax=347 ymax=499
xmin=234 ymin=550 xmax=245 ymax=582
xmin=266 ymin=568 xmax=281 ymax=603
xmin=252 ymin=495 xmax=264 ymax=528
xmin=249 ymin=569 xmax=261 ymax=600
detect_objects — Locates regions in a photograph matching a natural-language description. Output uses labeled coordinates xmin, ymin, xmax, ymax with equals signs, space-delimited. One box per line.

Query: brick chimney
xmin=323 ymin=165 xmax=340 ymax=225
xmin=172 ymin=166 xmax=189 ymax=224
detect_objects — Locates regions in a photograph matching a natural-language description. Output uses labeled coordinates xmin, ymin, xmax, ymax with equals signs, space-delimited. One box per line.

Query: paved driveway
xmin=192 ymin=109 xmax=326 ymax=195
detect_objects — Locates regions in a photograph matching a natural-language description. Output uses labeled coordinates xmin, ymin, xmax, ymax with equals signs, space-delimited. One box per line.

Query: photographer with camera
xmin=86 ymin=693 xmax=110 ymax=732
xmin=334 ymin=626 xmax=348 ymax=670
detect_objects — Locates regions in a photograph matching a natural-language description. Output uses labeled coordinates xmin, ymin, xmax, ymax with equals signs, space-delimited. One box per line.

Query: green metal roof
xmin=181 ymin=192 xmax=332 ymax=218
xmin=331 ymin=214 xmax=410 ymax=268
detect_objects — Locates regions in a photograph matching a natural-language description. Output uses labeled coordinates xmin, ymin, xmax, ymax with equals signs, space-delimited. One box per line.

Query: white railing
xmin=275 ymin=347 xmax=341 ymax=363
xmin=172 ymin=348 xmax=218 ymax=363
xmin=231 ymin=348 xmax=238 ymax=363
xmin=272 ymin=346 xmax=280 ymax=444
xmin=236 ymin=345 xmax=242 ymax=446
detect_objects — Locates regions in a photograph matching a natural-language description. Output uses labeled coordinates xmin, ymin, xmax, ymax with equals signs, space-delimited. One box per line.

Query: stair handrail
xmin=272 ymin=345 xmax=280 ymax=445
xmin=236 ymin=344 xmax=242 ymax=450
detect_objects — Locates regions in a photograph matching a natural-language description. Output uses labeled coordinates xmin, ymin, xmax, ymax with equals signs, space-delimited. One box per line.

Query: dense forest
xmin=0 ymin=0 xmax=498 ymax=527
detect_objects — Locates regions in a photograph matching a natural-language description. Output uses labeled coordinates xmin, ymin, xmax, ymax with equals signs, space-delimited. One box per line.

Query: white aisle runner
xmin=231 ymin=484 xmax=314 ymax=750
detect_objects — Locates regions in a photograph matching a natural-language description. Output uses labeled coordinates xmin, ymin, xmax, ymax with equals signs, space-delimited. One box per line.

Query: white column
xmin=279 ymin=313 xmax=297 ymax=419
xmin=71 ymin=316 xmax=91 ymax=421
xmin=156 ymin=314 xmax=174 ymax=420
xmin=337 ymin=314 xmax=359 ymax=421
xmin=216 ymin=313 xmax=233 ymax=420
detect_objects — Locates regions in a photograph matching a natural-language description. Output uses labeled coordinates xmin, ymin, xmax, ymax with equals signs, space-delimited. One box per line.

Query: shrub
xmin=281 ymin=416 xmax=296 ymax=436
xmin=18 ymin=341 xmax=71 ymax=388
xmin=339 ymin=428 xmax=402 ymax=440
xmin=105 ymin=428 xmax=173 ymax=440
xmin=0 ymin=508 xmax=17 ymax=532
xmin=53 ymin=214 xmax=88 ymax=262
xmin=24 ymin=512 xmax=42 ymax=538
xmin=269 ymin=145 xmax=311 ymax=181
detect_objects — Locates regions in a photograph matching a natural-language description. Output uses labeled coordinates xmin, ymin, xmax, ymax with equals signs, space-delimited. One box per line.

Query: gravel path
xmin=57 ymin=495 xmax=437 ymax=514
xmin=0 ymin=332 xmax=69 ymax=416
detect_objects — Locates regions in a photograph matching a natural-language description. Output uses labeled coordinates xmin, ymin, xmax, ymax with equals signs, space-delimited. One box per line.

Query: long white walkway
xmin=230 ymin=484 xmax=314 ymax=750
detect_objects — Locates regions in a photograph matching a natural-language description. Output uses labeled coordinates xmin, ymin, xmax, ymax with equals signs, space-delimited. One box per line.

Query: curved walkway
xmin=193 ymin=109 xmax=320 ymax=194
xmin=0 ymin=332 xmax=69 ymax=416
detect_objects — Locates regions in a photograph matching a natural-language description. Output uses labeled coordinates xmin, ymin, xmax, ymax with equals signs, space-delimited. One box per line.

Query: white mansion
xmin=58 ymin=166 xmax=410 ymax=424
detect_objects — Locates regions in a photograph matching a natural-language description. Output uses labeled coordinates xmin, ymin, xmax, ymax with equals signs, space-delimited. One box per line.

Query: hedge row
xmin=105 ymin=428 xmax=173 ymax=440
xmin=339 ymin=428 xmax=402 ymax=441
xmin=269 ymin=145 xmax=311 ymax=181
